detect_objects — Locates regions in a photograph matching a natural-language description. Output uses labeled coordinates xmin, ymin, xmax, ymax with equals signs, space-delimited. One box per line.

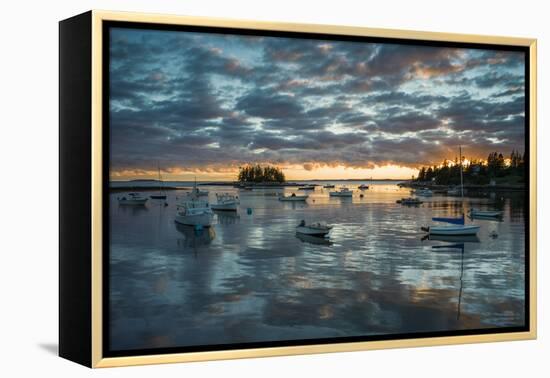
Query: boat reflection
xmin=175 ymin=223 xmax=216 ymax=249
xmin=468 ymin=213 xmax=504 ymax=222
xmin=281 ymin=201 xmax=309 ymax=210
xmin=215 ymin=210 xmax=241 ymax=225
xmin=432 ymin=243 xmax=466 ymax=320
xmin=424 ymin=234 xmax=480 ymax=243
xmin=295 ymin=233 xmax=333 ymax=245
xmin=117 ymin=203 xmax=149 ymax=215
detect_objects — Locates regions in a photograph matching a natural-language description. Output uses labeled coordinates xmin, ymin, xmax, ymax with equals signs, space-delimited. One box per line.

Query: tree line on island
xmin=414 ymin=150 xmax=525 ymax=185
xmin=238 ymin=164 xmax=286 ymax=183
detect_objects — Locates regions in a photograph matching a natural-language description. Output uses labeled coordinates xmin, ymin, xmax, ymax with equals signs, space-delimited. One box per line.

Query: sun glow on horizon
xmin=110 ymin=163 xmax=419 ymax=181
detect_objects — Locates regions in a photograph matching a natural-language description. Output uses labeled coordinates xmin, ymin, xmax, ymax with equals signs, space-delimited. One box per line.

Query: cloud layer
xmin=109 ymin=28 xmax=526 ymax=178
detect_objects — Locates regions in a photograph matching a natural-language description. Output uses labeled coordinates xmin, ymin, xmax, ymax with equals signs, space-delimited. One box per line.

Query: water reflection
xmin=296 ymin=233 xmax=334 ymax=246
xmin=175 ymin=223 xmax=216 ymax=249
xmin=109 ymin=183 xmax=526 ymax=352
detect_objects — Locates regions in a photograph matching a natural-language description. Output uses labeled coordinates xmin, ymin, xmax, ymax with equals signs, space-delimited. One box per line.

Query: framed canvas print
xmin=59 ymin=10 xmax=537 ymax=368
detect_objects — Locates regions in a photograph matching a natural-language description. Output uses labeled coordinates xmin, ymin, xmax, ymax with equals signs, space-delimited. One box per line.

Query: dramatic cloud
xmin=108 ymin=27 xmax=526 ymax=178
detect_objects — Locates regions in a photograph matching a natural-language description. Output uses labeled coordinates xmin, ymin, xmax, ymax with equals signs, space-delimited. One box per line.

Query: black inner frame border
xmin=102 ymin=20 xmax=531 ymax=358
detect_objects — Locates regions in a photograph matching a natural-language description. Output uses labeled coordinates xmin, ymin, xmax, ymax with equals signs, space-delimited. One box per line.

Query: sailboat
xmin=423 ymin=146 xmax=480 ymax=236
xmin=150 ymin=164 xmax=167 ymax=199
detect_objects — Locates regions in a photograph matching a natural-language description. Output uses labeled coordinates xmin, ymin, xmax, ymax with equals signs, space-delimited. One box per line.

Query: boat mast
xmin=459 ymin=145 xmax=464 ymax=198
xmin=158 ymin=162 xmax=163 ymax=194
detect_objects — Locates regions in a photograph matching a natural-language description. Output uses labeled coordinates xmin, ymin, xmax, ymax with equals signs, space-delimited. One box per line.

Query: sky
xmin=109 ymin=27 xmax=526 ymax=181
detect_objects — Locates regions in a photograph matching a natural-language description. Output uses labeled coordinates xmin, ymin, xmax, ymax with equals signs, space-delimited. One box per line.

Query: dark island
xmin=404 ymin=150 xmax=525 ymax=192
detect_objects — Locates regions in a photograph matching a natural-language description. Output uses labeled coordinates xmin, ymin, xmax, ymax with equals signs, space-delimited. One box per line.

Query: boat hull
xmin=329 ymin=192 xmax=352 ymax=197
xmin=296 ymin=233 xmax=333 ymax=245
xmin=296 ymin=226 xmax=330 ymax=236
xmin=175 ymin=213 xmax=213 ymax=227
xmin=279 ymin=196 xmax=308 ymax=201
xmin=150 ymin=195 xmax=167 ymax=199
xmin=211 ymin=203 xmax=238 ymax=211
xmin=428 ymin=225 xmax=480 ymax=236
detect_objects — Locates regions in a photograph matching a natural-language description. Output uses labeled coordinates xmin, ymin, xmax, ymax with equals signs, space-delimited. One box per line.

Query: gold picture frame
xmin=59 ymin=10 xmax=537 ymax=368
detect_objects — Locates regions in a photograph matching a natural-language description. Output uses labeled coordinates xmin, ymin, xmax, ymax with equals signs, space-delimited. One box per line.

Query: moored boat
xmin=150 ymin=164 xmax=167 ymax=199
xmin=424 ymin=224 xmax=480 ymax=236
xmin=298 ymin=185 xmax=315 ymax=191
xmin=211 ymin=193 xmax=239 ymax=211
xmin=358 ymin=184 xmax=369 ymax=190
xmin=175 ymin=198 xmax=213 ymax=227
xmin=279 ymin=193 xmax=308 ymax=201
xmin=447 ymin=187 xmax=461 ymax=196
xmin=397 ymin=197 xmax=422 ymax=205
xmin=295 ymin=220 xmax=332 ymax=237
xmin=323 ymin=184 xmax=335 ymax=188
xmin=329 ymin=187 xmax=353 ymax=197
xmin=417 ymin=188 xmax=433 ymax=197
xmin=118 ymin=192 xmax=148 ymax=205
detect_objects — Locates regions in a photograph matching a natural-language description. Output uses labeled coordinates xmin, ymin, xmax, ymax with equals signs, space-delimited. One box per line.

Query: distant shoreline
xmin=109 ymin=178 xmax=407 ymax=192
xmin=401 ymin=181 xmax=525 ymax=192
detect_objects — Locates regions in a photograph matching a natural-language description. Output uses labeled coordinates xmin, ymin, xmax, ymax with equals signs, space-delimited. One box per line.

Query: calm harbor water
xmin=109 ymin=181 xmax=526 ymax=352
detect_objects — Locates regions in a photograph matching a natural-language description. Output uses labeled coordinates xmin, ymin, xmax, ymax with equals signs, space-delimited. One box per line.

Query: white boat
xmin=118 ymin=192 xmax=148 ymax=205
xmin=426 ymin=225 xmax=480 ymax=236
xmin=279 ymin=193 xmax=308 ymax=201
xmin=187 ymin=177 xmax=208 ymax=196
xmin=295 ymin=220 xmax=332 ymax=237
xmin=358 ymin=184 xmax=369 ymax=190
xmin=329 ymin=187 xmax=353 ymax=197
xmin=469 ymin=209 xmax=503 ymax=218
xmin=417 ymin=188 xmax=433 ymax=197
xmin=175 ymin=198 xmax=213 ymax=227
xmin=190 ymin=187 xmax=209 ymax=196
xmin=211 ymin=193 xmax=239 ymax=211
xmin=447 ymin=187 xmax=461 ymax=196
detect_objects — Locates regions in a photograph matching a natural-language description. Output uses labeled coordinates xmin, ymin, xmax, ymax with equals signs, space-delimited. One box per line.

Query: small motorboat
xmin=323 ymin=184 xmax=335 ymax=188
xmin=211 ymin=193 xmax=239 ymax=211
xmin=295 ymin=220 xmax=332 ymax=237
xmin=329 ymin=187 xmax=353 ymax=197
xmin=469 ymin=209 xmax=503 ymax=218
xmin=279 ymin=193 xmax=308 ymax=201
xmin=118 ymin=192 xmax=148 ymax=205
xmin=396 ymin=197 xmax=422 ymax=205
xmin=298 ymin=185 xmax=315 ymax=191
xmin=358 ymin=184 xmax=369 ymax=190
